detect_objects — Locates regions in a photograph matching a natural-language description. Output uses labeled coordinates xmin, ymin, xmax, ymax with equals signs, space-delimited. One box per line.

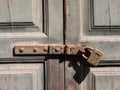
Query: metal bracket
xmin=14 ymin=44 xmax=103 ymax=66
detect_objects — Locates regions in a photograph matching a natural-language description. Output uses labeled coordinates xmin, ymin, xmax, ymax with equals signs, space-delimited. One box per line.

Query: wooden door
xmin=0 ymin=0 xmax=64 ymax=90
xmin=65 ymin=0 xmax=120 ymax=90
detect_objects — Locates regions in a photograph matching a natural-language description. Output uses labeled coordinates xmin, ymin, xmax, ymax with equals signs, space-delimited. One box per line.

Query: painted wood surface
xmin=48 ymin=0 xmax=63 ymax=43
xmin=0 ymin=0 xmax=64 ymax=90
xmin=94 ymin=0 xmax=120 ymax=26
xmin=81 ymin=67 xmax=120 ymax=90
xmin=0 ymin=0 xmax=42 ymax=28
xmin=46 ymin=59 xmax=64 ymax=90
xmin=65 ymin=0 xmax=120 ymax=90
xmin=0 ymin=63 xmax=44 ymax=90
xmin=66 ymin=0 xmax=120 ymax=61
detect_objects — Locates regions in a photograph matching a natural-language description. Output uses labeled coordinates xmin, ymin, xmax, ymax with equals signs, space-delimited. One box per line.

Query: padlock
xmin=82 ymin=47 xmax=103 ymax=66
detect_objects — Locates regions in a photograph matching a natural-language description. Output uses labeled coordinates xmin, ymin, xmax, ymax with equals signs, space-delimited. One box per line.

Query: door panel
xmin=79 ymin=0 xmax=120 ymax=61
xmin=0 ymin=0 xmax=10 ymax=23
xmin=66 ymin=0 xmax=120 ymax=60
xmin=0 ymin=63 xmax=44 ymax=90
xmin=0 ymin=0 xmax=42 ymax=29
xmin=94 ymin=0 xmax=120 ymax=26
xmin=48 ymin=0 xmax=63 ymax=43
xmin=66 ymin=63 xmax=120 ymax=90
xmin=81 ymin=67 xmax=120 ymax=90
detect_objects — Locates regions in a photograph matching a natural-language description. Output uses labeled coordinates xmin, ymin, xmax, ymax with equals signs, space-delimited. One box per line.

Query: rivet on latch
xmin=55 ymin=47 xmax=60 ymax=52
xmin=43 ymin=47 xmax=48 ymax=52
xmin=49 ymin=45 xmax=65 ymax=54
xmin=70 ymin=47 xmax=75 ymax=53
xmin=33 ymin=47 xmax=38 ymax=53
xmin=19 ymin=47 xmax=25 ymax=53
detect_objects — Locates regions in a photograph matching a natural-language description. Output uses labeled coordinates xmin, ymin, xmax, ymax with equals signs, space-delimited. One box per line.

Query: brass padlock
xmin=82 ymin=46 xmax=103 ymax=66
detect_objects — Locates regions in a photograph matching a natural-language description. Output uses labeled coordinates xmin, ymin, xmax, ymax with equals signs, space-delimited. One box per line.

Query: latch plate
xmin=65 ymin=45 xmax=86 ymax=55
xmin=49 ymin=44 xmax=65 ymax=54
xmin=14 ymin=44 xmax=103 ymax=66
xmin=14 ymin=45 xmax=48 ymax=55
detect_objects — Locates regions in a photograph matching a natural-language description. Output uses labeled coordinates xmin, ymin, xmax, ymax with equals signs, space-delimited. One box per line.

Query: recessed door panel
xmin=78 ymin=0 xmax=120 ymax=60
xmin=81 ymin=67 xmax=120 ymax=90
xmin=94 ymin=0 xmax=120 ymax=26
xmin=0 ymin=0 xmax=42 ymax=28
xmin=0 ymin=63 xmax=44 ymax=90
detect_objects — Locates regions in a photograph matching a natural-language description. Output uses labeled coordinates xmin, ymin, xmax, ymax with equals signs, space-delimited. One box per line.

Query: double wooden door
xmin=0 ymin=0 xmax=120 ymax=90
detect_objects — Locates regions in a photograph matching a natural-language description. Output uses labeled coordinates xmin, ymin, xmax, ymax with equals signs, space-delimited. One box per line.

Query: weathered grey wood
xmin=65 ymin=0 xmax=120 ymax=61
xmin=94 ymin=0 xmax=120 ymax=26
xmin=65 ymin=0 xmax=84 ymax=90
xmin=65 ymin=0 xmax=80 ymax=43
xmin=0 ymin=0 xmax=10 ymax=23
xmin=0 ymin=0 xmax=64 ymax=58
xmin=0 ymin=32 xmax=48 ymax=58
xmin=94 ymin=0 xmax=110 ymax=26
xmin=79 ymin=0 xmax=120 ymax=61
xmin=10 ymin=0 xmax=42 ymax=28
xmin=48 ymin=0 xmax=63 ymax=43
xmin=10 ymin=0 xmax=32 ymax=23
xmin=65 ymin=0 xmax=85 ymax=90
xmin=0 ymin=0 xmax=43 ymax=31
xmin=81 ymin=67 xmax=120 ymax=90
xmin=65 ymin=0 xmax=120 ymax=90
xmin=66 ymin=63 xmax=120 ymax=90
xmin=80 ymin=38 xmax=120 ymax=60
xmin=109 ymin=0 xmax=120 ymax=26
xmin=65 ymin=61 xmax=79 ymax=90
xmin=47 ymin=59 xmax=64 ymax=90
xmin=0 ymin=64 xmax=44 ymax=90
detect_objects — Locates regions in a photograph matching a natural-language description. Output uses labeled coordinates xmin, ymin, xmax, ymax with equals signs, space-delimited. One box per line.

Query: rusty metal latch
xmin=14 ymin=44 xmax=103 ymax=66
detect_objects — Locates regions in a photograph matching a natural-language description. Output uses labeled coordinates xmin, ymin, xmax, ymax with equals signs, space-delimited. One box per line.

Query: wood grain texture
xmin=81 ymin=67 xmax=120 ymax=90
xmin=94 ymin=0 xmax=120 ymax=26
xmin=66 ymin=66 xmax=120 ymax=90
xmin=65 ymin=0 xmax=84 ymax=90
xmin=0 ymin=0 xmax=64 ymax=58
xmin=48 ymin=0 xmax=63 ymax=43
xmin=94 ymin=0 xmax=110 ymax=26
xmin=0 ymin=74 xmax=33 ymax=90
xmin=68 ymin=0 xmax=120 ymax=61
xmin=0 ymin=0 xmax=43 ymax=32
xmin=0 ymin=64 xmax=44 ymax=90
xmin=65 ymin=61 xmax=79 ymax=90
xmin=78 ymin=0 xmax=120 ymax=60
xmin=0 ymin=32 xmax=48 ymax=58
xmin=10 ymin=0 xmax=32 ymax=23
xmin=46 ymin=59 xmax=64 ymax=90
xmin=0 ymin=0 xmax=10 ymax=23
xmin=65 ymin=0 xmax=80 ymax=44
xmin=65 ymin=0 xmax=120 ymax=90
